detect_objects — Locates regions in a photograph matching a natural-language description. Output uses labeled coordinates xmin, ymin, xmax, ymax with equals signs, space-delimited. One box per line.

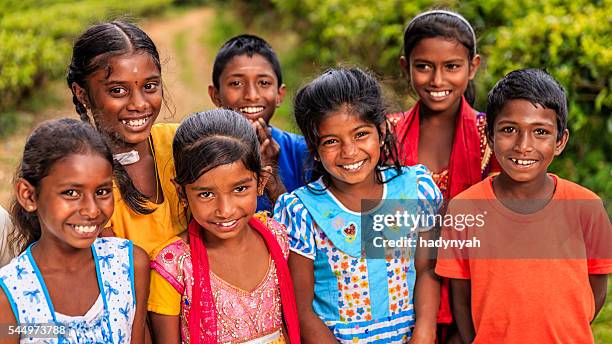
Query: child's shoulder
xmin=270 ymin=126 xmax=303 ymax=140
xmin=453 ymin=178 xmax=492 ymax=201
xmin=386 ymin=110 xmax=407 ymax=128
xmin=389 ymin=165 xmax=438 ymax=191
xmin=0 ymin=250 xmax=25 ymax=277
xmin=270 ymin=127 xmax=308 ymax=154
xmin=151 ymin=122 xmax=179 ymax=139
xmin=555 ymin=176 xmax=602 ymax=200
xmin=92 ymin=237 xmax=133 ymax=252
xmin=150 ymin=235 xmax=189 ymax=262
xmin=254 ymin=212 xmax=289 ymax=257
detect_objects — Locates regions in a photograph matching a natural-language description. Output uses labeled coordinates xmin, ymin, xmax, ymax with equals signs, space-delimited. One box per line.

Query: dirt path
xmin=145 ymin=7 xmax=215 ymax=121
xmin=0 ymin=7 xmax=216 ymax=208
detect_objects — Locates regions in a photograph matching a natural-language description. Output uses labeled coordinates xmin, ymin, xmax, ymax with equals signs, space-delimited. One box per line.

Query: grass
xmin=173 ymin=30 xmax=194 ymax=87
xmin=0 ymin=79 xmax=66 ymax=138
xmin=593 ymin=276 xmax=612 ymax=343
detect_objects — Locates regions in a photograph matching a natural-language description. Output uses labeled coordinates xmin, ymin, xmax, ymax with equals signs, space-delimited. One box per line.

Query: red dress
xmin=387 ymin=97 xmax=499 ymax=326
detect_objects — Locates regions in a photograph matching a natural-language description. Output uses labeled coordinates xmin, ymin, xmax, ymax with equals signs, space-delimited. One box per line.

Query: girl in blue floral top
xmin=274 ymin=68 xmax=443 ymax=343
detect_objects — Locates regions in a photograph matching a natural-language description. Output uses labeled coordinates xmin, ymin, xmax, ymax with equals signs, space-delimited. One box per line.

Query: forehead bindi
xmin=93 ymin=53 xmax=160 ymax=83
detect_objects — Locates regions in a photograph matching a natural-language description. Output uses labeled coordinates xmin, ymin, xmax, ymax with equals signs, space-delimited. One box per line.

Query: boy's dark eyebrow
xmin=57 ymin=182 xmax=85 ymax=188
xmin=224 ymin=71 xmax=276 ymax=78
xmin=496 ymin=119 xmax=556 ymax=126
xmin=191 ymin=186 xmax=212 ymax=191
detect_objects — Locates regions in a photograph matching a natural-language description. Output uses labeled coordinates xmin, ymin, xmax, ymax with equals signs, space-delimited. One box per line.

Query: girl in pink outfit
xmin=147 ymin=109 xmax=300 ymax=344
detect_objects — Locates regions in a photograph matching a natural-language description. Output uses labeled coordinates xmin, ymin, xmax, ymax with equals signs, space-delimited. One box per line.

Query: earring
xmin=27 ymin=205 xmax=35 ymax=212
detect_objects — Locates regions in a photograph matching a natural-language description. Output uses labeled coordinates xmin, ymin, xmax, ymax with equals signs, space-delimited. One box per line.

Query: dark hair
xmin=10 ymin=118 xmax=114 ymax=253
xmin=403 ymin=10 xmax=478 ymax=105
xmin=173 ymin=109 xmax=262 ymax=189
xmin=293 ymin=67 xmax=401 ymax=187
xmin=486 ymin=68 xmax=568 ymax=141
xmin=212 ymin=34 xmax=283 ymax=90
xmin=67 ymin=20 xmax=161 ymax=215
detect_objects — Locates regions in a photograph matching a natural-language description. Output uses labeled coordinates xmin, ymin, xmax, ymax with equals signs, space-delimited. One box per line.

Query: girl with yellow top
xmin=67 ymin=21 xmax=186 ymax=254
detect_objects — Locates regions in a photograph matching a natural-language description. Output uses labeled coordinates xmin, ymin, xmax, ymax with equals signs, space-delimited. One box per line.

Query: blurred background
xmin=0 ymin=0 xmax=610 ymax=339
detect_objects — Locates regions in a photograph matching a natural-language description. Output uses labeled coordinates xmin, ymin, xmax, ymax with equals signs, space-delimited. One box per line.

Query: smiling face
xmin=209 ymin=54 xmax=286 ymax=124
xmin=30 ymin=153 xmax=114 ymax=249
xmin=405 ymin=37 xmax=479 ymax=114
xmin=317 ymin=106 xmax=383 ymax=189
xmin=77 ymin=52 xmax=162 ymax=147
xmin=183 ymin=161 xmax=263 ymax=241
xmin=492 ymin=99 xmax=569 ymax=184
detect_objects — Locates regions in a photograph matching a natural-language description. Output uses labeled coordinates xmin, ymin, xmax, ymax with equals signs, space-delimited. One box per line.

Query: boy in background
xmin=435 ymin=69 xmax=612 ymax=343
xmin=208 ymin=34 xmax=310 ymax=211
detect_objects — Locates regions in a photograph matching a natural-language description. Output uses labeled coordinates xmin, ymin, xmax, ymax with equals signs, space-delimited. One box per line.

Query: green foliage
xmin=0 ymin=0 xmax=173 ymax=115
xmin=482 ymin=0 xmax=611 ymax=199
xmin=218 ymin=0 xmax=611 ymax=198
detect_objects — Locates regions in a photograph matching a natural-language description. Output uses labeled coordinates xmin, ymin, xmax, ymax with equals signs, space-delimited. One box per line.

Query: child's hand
xmin=408 ymin=330 xmax=436 ymax=344
xmin=252 ymin=118 xmax=280 ymax=168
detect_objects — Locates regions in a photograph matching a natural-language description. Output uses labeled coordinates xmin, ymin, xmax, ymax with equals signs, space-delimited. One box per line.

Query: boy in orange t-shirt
xmin=435 ymin=69 xmax=612 ymax=343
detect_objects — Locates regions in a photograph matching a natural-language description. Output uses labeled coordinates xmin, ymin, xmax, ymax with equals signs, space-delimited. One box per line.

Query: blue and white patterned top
xmin=0 ymin=237 xmax=136 ymax=344
xmin=274 ymin=165 xmax=443 ymax=343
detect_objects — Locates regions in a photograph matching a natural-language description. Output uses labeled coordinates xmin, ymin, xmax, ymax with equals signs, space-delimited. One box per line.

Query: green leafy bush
xmin=0 ymin=0 xmax=173 ymax=121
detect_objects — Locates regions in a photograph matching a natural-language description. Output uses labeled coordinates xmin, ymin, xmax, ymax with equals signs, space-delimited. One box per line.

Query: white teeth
xmin=510 ymin=158 xmax=536 ymax=166
xmin=121 ymin=116 xmax=149 ymax=127
xmin=217 ymin=220 xmax=237 ymax=227
xmin=239 ymin=107 xmax=264 ymax=114
xmin=73 ymin=225 xmax=97 ymax=233
xmin=429 ymin=90 xmax=450 ymax=97
xmin=342 ymin=160 xmax=365 ymax=171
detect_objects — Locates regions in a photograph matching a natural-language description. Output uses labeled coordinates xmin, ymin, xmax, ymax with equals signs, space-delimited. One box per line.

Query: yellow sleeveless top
xmin=105 ymin=123 xmax=187 ymax=254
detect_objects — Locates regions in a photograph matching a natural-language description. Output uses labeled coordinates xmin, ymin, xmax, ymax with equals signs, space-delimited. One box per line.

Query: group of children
xmin=0 ymin=8 xmax=609 ymax=344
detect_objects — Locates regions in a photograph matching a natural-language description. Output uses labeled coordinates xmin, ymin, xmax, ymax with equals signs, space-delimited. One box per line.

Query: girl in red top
xmin=388 ymin=10 xmax=498 ymax=343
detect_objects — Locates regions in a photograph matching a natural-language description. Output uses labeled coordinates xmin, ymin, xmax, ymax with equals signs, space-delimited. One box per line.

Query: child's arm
xmin=0 ymin=289 xmax=18 ymax=344
xmin=450 ymin=278 xmax=475 ymax=343
xmin=288 ymin=252 xmax=338 ymax=344
xmin=147 ymin=262 xmax=183 ymax=344
xmin=411 ymin=229 xmax=440 ymax=343
xmin=131 ymin=246 xmax=150 ymax=344
xmin=589 ymin=274 xmax=608 ymax=321
xmin=149 ymin=313 xmax=180 ymax=344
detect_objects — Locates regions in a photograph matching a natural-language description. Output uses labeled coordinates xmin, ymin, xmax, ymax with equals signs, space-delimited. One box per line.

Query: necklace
xmin=149 ymin=136 xmax=160 ymax=203
xmin=112 ymin=150 xmax=140 ymax=165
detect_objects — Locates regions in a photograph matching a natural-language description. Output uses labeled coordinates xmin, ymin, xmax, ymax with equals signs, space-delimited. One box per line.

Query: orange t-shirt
xmin=435 ymin=175 xmax=612 ymax=343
